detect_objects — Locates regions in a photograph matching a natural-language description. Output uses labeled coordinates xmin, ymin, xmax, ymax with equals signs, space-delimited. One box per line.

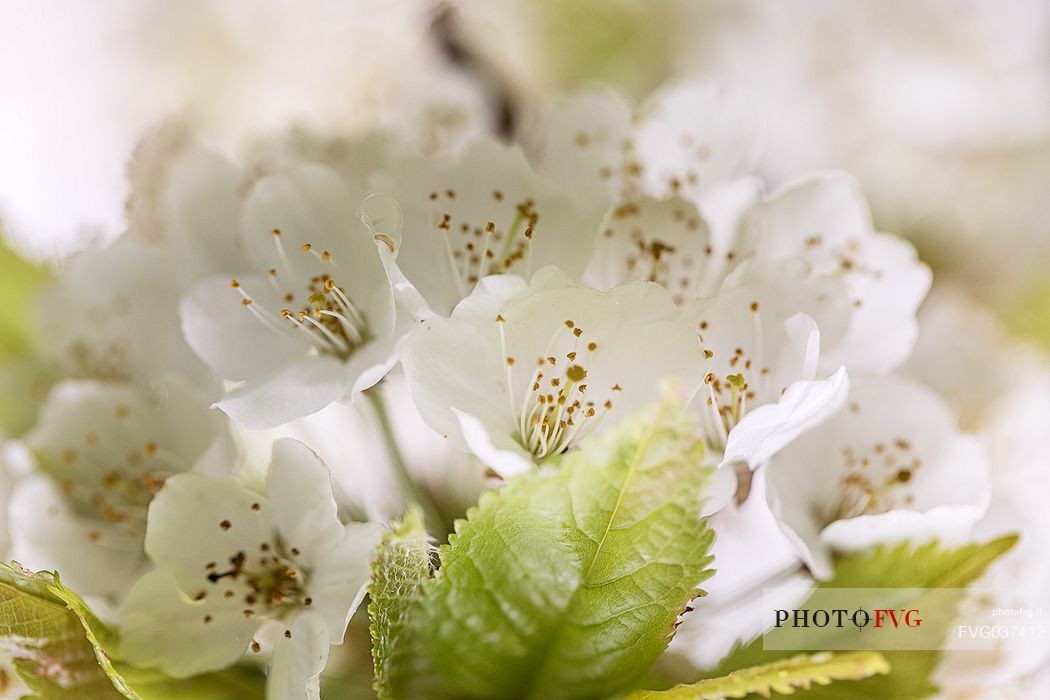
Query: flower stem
xmin=366 ymin=388 xmax=449 ymax=536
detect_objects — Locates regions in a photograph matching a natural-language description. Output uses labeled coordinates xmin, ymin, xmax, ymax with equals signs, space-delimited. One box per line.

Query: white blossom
xmin=765 ymin=375 xmax=990 ymax=579
xmin=681 ymin=260 xmax=851 ymax=471
xmin=376 ymin=139 xmax=607 ymax=316
xmin=180 ymin=164 xmax=402 ymax=429
xmin=120 ymin=438 xmax=380 ymax=699
xmin=401 ymin=268 xmax=703 ymax=476
xmin=11 ymin=379 xmax=232 ymax=596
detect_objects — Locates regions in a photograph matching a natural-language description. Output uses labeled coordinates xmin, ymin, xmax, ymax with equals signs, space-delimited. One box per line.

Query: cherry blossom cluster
xmin=3 ymin=81 xmax=1044 ymax=699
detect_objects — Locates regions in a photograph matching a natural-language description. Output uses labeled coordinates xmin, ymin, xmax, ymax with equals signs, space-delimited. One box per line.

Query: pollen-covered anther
xmin=508 ymin=322 xmax=620 ymax=460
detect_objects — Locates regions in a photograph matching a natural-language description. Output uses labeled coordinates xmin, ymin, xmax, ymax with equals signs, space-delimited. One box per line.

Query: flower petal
xmin=454 ymin=409 xmax=535 ymax=477
xmin=180 ymin=274 xmax=310 ymax=383
xmin=720 ymin=366 xmax=849 ymax=470
xmin=9 ymin=475 xmax=144 ymax=596
xmin=266 ymin=439 xmax=343 ymax=570
xmin=266 ymin=612 xmax=330 ymax=700
xmin=305 ymin=521 xmax=383 ymax=643
xmin=120 ymin=569 xmax=257 ymax=678
xmin=144 ymin=473 xmax=270 ymax=594
xmin=215 ymin=357 xmax=346 ymax=429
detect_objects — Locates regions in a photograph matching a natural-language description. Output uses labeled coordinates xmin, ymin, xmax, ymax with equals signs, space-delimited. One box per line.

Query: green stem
xmin=366 ymin=389 xmax=448 ymax=536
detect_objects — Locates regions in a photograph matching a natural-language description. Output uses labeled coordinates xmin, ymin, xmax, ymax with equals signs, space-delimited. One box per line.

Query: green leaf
xmin=369 ymin=508 xmax=435 ymax=700
xmin=0 ymin=562 xmax=265 ymax=700
xmin=0 ymin=562 xmax=132 ymax=699
xmin=422 ymin=400 xmax=716 ymax=700
xmin=114 ymin=665 xmax=266 ymax=700
xmin=0 ymin=354 xmax=57 ymax=438
xmin=1002 ymin=246 xmax=1050 ymax=352
xmin=711 ymin=537 xmax=1017 ymax=700
xmin=0 ymin=236 xmax=50 ymax=361
xmin=627 ymin=651 xmax=890 ymax=699
xmin=0 ymin=235 xmax=55 ymax=438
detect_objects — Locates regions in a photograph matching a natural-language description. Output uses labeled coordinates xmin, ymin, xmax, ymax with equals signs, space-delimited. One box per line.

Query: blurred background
xmin=2 ymin=0 xmax=1049 ymax=344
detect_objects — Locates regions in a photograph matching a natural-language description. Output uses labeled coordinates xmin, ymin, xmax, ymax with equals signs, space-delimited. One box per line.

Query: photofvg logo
xmin=760 ymin=588 xmax=1049 ymax=652
xmin=774 ymin=607 xmax=923 ymax=630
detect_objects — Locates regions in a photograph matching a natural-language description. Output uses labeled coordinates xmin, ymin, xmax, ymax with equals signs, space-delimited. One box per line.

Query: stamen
xmin=231 ymin=281 xmax=285 ymax=334
xmin=272 ymin=228 xmax=294 ymax=276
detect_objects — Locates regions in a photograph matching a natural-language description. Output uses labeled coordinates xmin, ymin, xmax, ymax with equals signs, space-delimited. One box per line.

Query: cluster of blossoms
xmin=0 ymin=79 xmax=1046 ymax=699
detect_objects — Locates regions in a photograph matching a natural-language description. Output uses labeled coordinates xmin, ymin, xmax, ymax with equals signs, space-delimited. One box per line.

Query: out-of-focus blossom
xmin=34 ymin=143 xmax=244 ymax=393
xmin=742 ymin=174 xmax=931 ymax=375
xmin=766 ymin=375 xmax=990 ymax=579
xmin=672 ymin=0 xmax=1050 ymax=304
xmin=11 ymin=379 xmax=233 ymax=596
xmin=376 ymin=139 xmax=606 ymax=316
xmin=534 ymin=83 xmax=759 ymax=213
xmin=934 ymin=371 xmax=1050 ymax=695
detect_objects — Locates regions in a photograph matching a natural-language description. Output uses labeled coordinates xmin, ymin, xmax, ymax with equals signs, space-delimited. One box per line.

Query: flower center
xmin=497 ymin=316 xmax=622 ymax=460
xmin=230 ymin=229 xmax=369 ymax=361
xmin=830 ymin=435 xmax=922 ymax=521
xmin=695 ymin=302 xmax=770 ymax=453
xmin=55 ymin=433 xmax=178 ymax=537
xmin=197 ymin=539 xmax=308 ymax=620
xmin=601 ymin=201 xmax=731 ymax=302
xmin=429 ymin=188 xmax=539 ymax=297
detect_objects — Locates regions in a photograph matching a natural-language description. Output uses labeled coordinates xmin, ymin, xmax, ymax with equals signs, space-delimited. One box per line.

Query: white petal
xmin=450 ymin=274 xmax=530 ymax=325
xmin=341 ymin=335 xmax=400 ymax=398
xmin=583 ymin=196 xmax=714 ymax=298
xmin=673 ymin=472 xmax=808 ymax=667
xmin=266 ymin=439 xmax=343 ymax=570
xmin=180 ymin=274 xmax=309 ymax=383
xmin=144 ymin=473 xmax=270 ymax=594
xmin=401 ymin=318 xmax=510 ymax=450
xmin=701 ymin=464 xmax=737 ymax=517
xmin=820 ymin=505 xmax=984 ymax=555
xmin=306 ymin=521 xmax=383 ymax=643
xmin=215 ymin=357 xmax=346 ymax=429
xmin=266 ymin=612 xmax=330 ymax=700
xmin=818 ymin=232 xmax=931 ymax=374
xmin=634 ymin=82 xmax=763 ymax=200
xmin=454 ymin=409 xmax=535 ymax=477
xmin=765 ymin=478 xmax=835 ymax=580
xmin=720 ymin=366 xmax=850 ymax=470
xmin=9 ymin=475 xmax=144 ymax=596
xmin=120 ymin=569 xmax=257 ymax=678
xmin=242 ymin=164 xmax=387 ymax=299
xmin=536 ymin=89 xmax=628 ymax=204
